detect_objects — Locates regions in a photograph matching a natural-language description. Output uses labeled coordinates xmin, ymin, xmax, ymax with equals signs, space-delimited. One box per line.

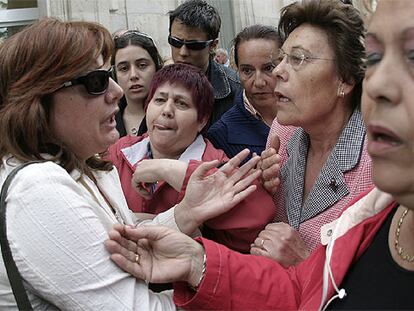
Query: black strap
xmin=0 ymin=162 xmax=38 ymax=310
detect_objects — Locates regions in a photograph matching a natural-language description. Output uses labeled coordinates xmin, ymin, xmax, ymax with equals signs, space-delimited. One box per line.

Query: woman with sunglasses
xmin=106 ymin=2 xmax=414 ymax=309
xmin=0 ymin=18 xmax=261 ymax=309
xmin=108 ymin=63 xmax=275 ymax=253
xmin=112 ymin=30 xmax=163 ymax=137
xmin=249 ymin=0 xmax=373 ymax=267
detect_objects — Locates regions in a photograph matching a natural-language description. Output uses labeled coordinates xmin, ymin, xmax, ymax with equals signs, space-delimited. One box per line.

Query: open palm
xmin=106 ymin=224 xmax=203 ymax=284
xmin=180 ymin=149 xmax=261 ymax=225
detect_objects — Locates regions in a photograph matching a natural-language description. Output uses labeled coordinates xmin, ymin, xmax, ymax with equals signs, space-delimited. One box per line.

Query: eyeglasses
xmin=168 ymin=35 xmax=213 ymax=51
xmin=59 ymin=68 xmax=114 ymax=95
xmin=275 ymin=48 xmax=335 ymax=70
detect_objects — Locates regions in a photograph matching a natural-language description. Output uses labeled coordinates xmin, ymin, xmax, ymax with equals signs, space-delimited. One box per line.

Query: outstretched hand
xmin=105 ymin=224 xmax=205 ymax=286
xmin=174 ymin=149 xmax=261 ymax=233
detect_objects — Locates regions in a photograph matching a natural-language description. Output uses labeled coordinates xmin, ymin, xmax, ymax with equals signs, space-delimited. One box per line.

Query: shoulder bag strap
xmin=0 ymin=161 xmax=39 ymax=310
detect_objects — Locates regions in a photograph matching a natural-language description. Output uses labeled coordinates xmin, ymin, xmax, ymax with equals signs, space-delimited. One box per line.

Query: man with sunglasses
xmin=168 ymin=0 xmax=241 ymax=127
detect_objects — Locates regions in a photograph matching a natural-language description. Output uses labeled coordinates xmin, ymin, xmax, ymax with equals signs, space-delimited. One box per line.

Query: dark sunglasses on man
xmin=168 ymin=35 xmax=213 ymax=51
xmin=59 ymin=67 xmax=114 ymax=95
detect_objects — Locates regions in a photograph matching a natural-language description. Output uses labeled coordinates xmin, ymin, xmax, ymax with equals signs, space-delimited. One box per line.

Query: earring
xmin=338 ymin=83 xmax=345 ymax=98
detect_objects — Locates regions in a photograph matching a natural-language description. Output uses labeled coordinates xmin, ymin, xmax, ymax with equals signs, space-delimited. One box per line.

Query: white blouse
xmin=0 ymin=157 xmax=176 ymax=310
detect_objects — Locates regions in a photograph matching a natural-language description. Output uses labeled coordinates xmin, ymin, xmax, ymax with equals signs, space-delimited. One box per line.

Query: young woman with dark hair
xmin=112 ymin=30 xmax=163 ymax=137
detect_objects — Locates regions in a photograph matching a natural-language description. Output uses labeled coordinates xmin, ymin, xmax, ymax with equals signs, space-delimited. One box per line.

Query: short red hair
xmin=145 ymin=63 xmax=214 ymax=125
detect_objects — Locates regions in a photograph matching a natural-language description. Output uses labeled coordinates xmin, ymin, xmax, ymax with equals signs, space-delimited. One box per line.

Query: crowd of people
xmin=0 ymin=0 xmax=413 ymax=310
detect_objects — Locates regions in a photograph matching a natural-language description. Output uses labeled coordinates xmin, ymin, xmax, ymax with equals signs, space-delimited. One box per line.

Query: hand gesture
xmin=250 ymin=222 xmax=310 ymax=267
xmin=105 ymin=224 xmax=205 ymax=286
xmin=132 ymin=159 xmax=188 ymax=198
xmin=259 ymin=133 xmax=281 ymax=195
xmin=174 ymin=149 xmax=261 ymax=233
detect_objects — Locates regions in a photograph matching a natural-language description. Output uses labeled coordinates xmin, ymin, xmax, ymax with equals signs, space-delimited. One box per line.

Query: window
xmin=0 ymin=0 xmax=39 ymax=41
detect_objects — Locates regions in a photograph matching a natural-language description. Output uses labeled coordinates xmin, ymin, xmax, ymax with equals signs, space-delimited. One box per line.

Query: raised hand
xmin=260 ymin=133 xmax=281 ymax=195
xmin=174 ymin=149 xmax=261 ymax=234
xmin=250 ymin=222 xmax=310 ymax=267
xmin=105 ymin=224 xmax=205 ymax=286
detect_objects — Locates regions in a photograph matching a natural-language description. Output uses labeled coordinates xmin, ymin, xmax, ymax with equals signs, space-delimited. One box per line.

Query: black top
xmin=328 ymin=208 xmax=414 ymax=310
xmin=115 ymin=97 xmax=147 ymax=137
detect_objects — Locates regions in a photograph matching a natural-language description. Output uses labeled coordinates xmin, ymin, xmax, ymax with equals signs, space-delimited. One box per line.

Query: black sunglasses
xmin=59 ymin=68 xmax=114 ymax=95
xmin=168 ymin=35 xmax=213 ymax=51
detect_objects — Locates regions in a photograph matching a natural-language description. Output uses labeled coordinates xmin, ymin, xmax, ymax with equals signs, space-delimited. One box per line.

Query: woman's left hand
xmin=174 ymin=149 xmax=261 ymax=234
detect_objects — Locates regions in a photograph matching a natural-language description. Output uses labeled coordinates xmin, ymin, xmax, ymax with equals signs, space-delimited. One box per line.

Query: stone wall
xmin=41 ymin=0 xmax=290 ymax=59
xmin=40 ymin=0 xmax=373 ymax=59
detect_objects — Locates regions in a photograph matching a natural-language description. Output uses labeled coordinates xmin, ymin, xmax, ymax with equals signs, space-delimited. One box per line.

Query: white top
xmin=0 ymin=157 xmax=176 ymax=310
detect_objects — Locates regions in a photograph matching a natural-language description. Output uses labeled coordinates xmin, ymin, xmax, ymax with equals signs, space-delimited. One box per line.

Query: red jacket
xmin=173 ymin=187 xmax=396 ymax=310
xmin=108 ymin=134 xmax=276 ymax=253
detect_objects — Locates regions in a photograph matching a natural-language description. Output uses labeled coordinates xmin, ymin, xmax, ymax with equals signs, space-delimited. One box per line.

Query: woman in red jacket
xmin=106 ymin=0 xmax=414 ymax=309
xmin=109 ymin=63 xmax=275 ymax=253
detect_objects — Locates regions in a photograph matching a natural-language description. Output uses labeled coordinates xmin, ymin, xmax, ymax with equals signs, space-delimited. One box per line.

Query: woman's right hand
xmin=105 ymin=224 xmax=205 ymax=286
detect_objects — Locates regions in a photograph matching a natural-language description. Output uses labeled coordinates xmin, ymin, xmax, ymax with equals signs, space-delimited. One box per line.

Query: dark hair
xmin=278 ymin=0 xmax=365 ymax=110
xmin=112 ymin=31 xmax=163 ymax=71
xmin=233 ymin=24 xmax=281 ymax=67
xmin=168 ymin=0 xmax=221 ymax=40
xmin=0 ymin=18 xmax=114 ymax=173
xmin=145 ymin=63 xmax=213 ymax=128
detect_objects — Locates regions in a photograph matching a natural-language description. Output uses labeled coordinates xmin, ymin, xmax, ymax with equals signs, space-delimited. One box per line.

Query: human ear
xmin=338 ymin=79 xmax=355 ymax=98
xmin=197 ymin=116 xmax=209 ymax=132
xmin=209 ymin=39 xmax=219 ymax=54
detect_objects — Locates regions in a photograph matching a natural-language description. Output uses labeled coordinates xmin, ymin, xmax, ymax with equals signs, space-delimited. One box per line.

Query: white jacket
xmin=0 ymin=157 xmax=176 ymax=310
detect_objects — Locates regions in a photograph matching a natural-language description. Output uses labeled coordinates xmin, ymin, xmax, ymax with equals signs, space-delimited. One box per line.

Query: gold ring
xmin=135 ymin=253 xmax=140 ymax=264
